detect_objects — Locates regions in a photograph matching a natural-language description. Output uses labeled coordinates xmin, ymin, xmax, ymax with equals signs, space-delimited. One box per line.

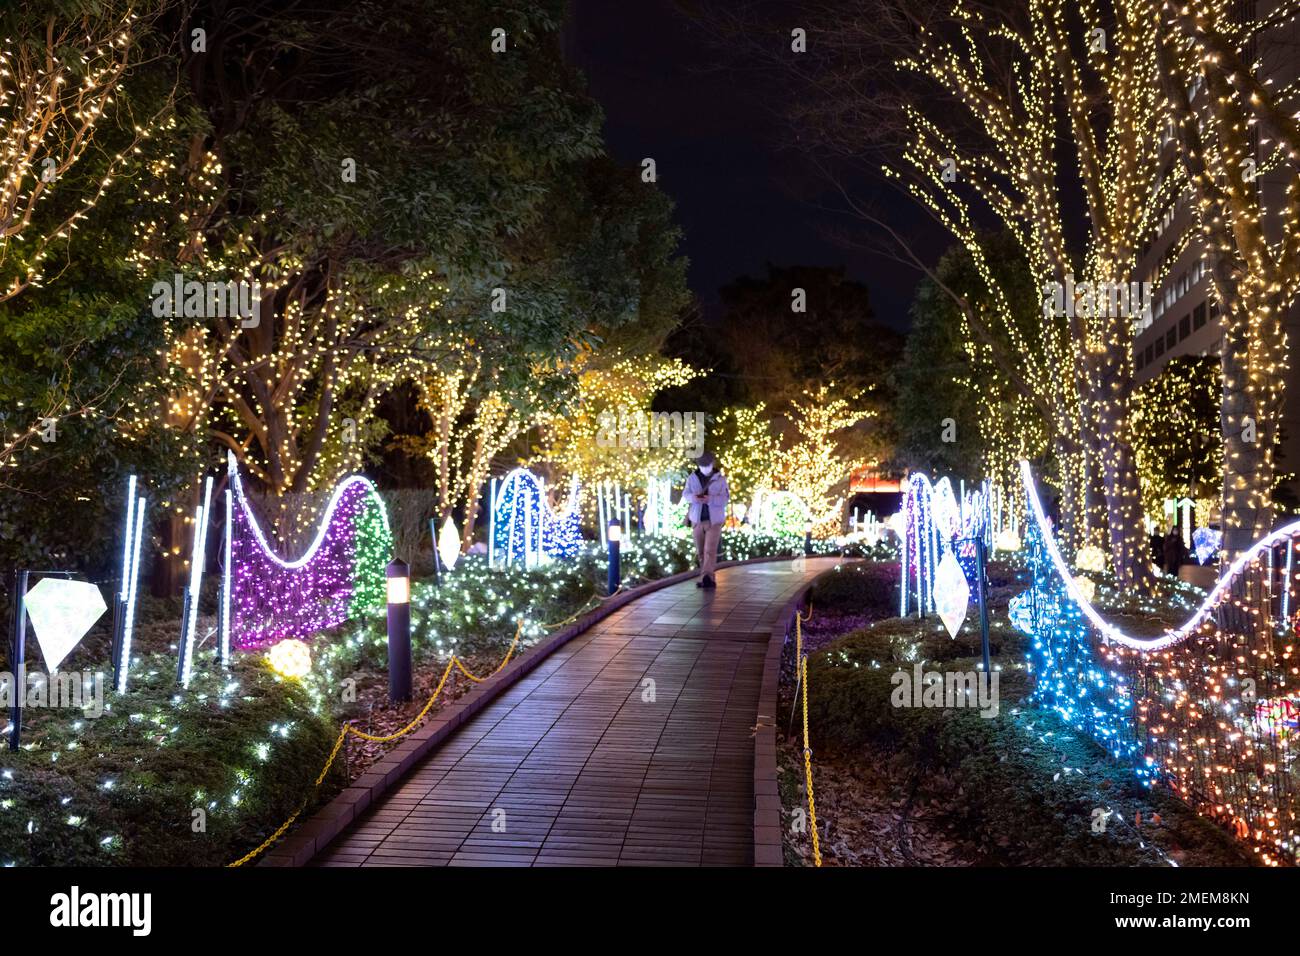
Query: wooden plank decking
xmin=313 ymin=558 xmax=836 ymax=867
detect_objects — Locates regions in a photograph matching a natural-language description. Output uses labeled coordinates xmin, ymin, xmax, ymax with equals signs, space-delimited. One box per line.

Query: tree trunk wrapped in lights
xmin=882 ymin=0 xmax=1168 ymax=589
xmin=393 ymin=358 xmax=535 ymax=554
xmin=716 ymin=0 xmax=1169 ymax=584
xmin=1158 ymin=1 xmax=1300 ymax=560
xmin=532 ymin=352 xmax=704 ymax=515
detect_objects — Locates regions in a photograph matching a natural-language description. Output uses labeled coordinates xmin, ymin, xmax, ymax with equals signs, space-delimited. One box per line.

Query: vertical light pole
xmin=607 ymin=520 xmax=622 ymax=595
xmin=218 ymin=488 xmax=232 ymax=666
xmin=804 ymin=520 xmax=813 ymax=557
xmin=538 ymin=476 xmax=548 ymax=567
xmin=974 ymin=536 xmax=992 ymax=677
xmin=8 ymin=570 xmax=28 ymax=750
xmin=115 ymin=494 xmax=147 ymax=693
xmin=177 ymin=475 xmax=213 ymax=687
xmin=429 ymin=518 xmax=441 ymax=586
xmin=1283 ymin=540 xmax=1295 ymax=625
xmin=487 ymin=478 xmax=498 ymax=569
xmin=110 ymin=474 xmax=137 ymax=671
xmin=386 ymin=559 xmax=412 ymax=702
xmin=598 ymin=482 xmax=608 ymax=549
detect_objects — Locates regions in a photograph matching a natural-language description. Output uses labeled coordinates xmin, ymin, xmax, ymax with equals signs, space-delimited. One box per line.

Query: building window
xmin=1179 ymin=314 xmax=1191 ymax=340
xmin=1193 ymin=302 xmax=1207 ymax=330
xmin=1144 ymin=344 xmax=1154 ymax=365
xmin=1166 ymin=328 xmax=1177 ymax=351
xmin=1155 ymin=337 xmax=1165 ymax=358
xmin=1136 ymin=348 xmax=1145 ymax=370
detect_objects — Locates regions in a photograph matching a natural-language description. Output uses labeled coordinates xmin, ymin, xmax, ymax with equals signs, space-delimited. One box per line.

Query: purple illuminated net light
xmin=230 ymin=481 xmax=378 ymax=649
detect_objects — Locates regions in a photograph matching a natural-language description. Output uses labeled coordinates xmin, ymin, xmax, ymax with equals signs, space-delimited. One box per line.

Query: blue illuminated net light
xmin=900 ymin=474 xmax=995 ymax=616
xmin=1013 ymin=517 xmax=1148 ymax=772
xmin=491 ymin=468 xmax=583 ymax=565
xmin=1015 ymin=459 xmax=1300 ymax=864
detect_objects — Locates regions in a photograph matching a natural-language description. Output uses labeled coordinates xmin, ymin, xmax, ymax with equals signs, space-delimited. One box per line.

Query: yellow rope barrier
xmin=228 ymin=621 xmax=524 ymax=867
xmin=452 ymin=624 xmax=522 ymax=683
xmin=233 ymin=585 xmax=807 ymax=866
xmin=540 ymin=584 xmax=626 ymax=632
xmin=346 ymin=658 xmax=458 ymax=742
xmin=796 ymin=612 xmax=822 ymax=867
xmin=542 ymin=593 xmax=599 ymax=630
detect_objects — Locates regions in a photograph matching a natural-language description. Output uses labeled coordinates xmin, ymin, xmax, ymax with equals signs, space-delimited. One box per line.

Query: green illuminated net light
xmin=750 ymin=489 xmax=812 ymax=537
xmin=349 ymin=493 xmax=393 ymax=615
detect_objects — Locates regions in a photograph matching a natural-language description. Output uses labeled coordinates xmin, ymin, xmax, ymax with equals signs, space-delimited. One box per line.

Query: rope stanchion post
xmin=228 ymin=621 xmax=525 ymax=866
xmin=794 ymin=607 xmax=821 ymax=867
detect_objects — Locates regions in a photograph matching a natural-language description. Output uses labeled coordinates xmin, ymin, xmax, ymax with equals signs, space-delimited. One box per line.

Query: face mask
xmin=699 ymin=465 xmax=713 ymax=476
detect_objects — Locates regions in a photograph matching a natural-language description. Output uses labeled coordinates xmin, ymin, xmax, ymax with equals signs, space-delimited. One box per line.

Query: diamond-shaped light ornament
xmin=24 ymin=578 xmax=106 ymax=672
xmin=933 ymin=550 xmax=969 ymax=639
xmin=1192 ymin=526 xmax=1222 ymax=565
xmin=437 ymin=517 xmax=461 ymax=572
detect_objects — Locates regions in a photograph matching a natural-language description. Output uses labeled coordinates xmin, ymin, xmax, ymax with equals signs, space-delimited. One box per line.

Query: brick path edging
xmin=753 ymin=562 xmax=850 ymax=867
xmin=257 ymin=553 xmax=804 ymax=867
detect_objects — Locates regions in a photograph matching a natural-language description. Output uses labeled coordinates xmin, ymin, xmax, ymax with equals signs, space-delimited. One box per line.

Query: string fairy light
xmin=1017 ymin=457 xmax=1300 ymax=864
xmin=227 ymin=453 xmax=393 ymax=648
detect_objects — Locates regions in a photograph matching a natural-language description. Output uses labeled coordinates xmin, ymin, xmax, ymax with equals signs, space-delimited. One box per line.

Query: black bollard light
xmin=607 ymin=520 xmax=622 ymax=595
xmin=386 ymin=558 xmax=412 ymax=702
xmin=804 ymin=520 xmax=813 ymax=557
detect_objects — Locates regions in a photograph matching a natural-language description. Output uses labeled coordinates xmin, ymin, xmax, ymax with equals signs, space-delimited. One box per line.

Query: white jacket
xmin=683 ymin=470 xmax=730 ymax=525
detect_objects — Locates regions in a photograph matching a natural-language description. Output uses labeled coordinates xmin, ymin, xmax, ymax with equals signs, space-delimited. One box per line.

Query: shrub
xmin=801 ymin=618 xmax=1254 ymax=866
xmin=810 ymin=562 xmax=899 ymax=616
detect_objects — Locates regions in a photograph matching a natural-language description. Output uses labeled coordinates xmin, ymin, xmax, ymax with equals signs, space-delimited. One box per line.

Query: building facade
xmin=1131 ymin=0 xmax=1300 ymax=509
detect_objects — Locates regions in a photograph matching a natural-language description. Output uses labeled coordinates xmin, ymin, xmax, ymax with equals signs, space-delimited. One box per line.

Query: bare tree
xmin=702 ymin=0 xmax=1165 ymax=586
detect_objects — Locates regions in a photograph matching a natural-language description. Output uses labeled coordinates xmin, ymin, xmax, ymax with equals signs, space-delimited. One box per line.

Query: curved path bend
xmin=313 ymin=558 xmax=838 ymax=867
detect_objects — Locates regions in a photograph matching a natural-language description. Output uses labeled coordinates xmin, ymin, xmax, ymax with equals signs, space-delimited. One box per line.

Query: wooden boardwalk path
xmin=313 ymin=558 xmax=837 ymax=867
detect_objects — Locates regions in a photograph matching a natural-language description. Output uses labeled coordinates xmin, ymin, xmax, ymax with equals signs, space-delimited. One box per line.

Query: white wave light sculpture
xmin=1019 ymin=458 xmax=1300 ymax=652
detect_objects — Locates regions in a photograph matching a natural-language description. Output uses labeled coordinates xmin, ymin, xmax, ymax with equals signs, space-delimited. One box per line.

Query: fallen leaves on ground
xmin=778 ymin=736 xmax=978 ymax=867
xmin=335 ymin=653 xmax=498 ymax=781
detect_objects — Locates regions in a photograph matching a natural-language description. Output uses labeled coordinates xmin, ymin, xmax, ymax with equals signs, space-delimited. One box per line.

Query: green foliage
xmin=1 ymin=0 xmax=695 ymax=580
xmin=810 ymin=561 xmax=897 ymax=613
xmin=171 ymin=0 xmax=692 ymax=492
xmin=892 ymin=236 xmax=1048 ymax=485
xmin=666 ymin=265 xmax=899 ymax=469
xmin=0 ymin=38 xmax=193 ymax=575
xmin=0 ymin=641 xmax=340 ymax=867
xmin=537 ymin=156 xmax=692 ymax=363
xmin=803 ymin=615 xmax=1254 ymax=866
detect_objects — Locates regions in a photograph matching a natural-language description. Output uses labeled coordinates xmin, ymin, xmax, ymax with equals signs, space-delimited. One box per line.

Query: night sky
xmin=567 ymin=0 xmax=918 ymax=333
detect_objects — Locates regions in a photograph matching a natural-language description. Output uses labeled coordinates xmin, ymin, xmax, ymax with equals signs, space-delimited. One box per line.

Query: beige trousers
xmin=692 ymin=520 xmax=722 ymax=578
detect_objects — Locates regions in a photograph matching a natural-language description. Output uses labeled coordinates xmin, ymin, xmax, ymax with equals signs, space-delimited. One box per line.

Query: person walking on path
xmin=684 ymin=451 xmax=729 ymax=589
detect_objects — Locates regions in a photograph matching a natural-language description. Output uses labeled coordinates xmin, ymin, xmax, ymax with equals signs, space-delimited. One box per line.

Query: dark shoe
xmin=701 ymin=575 xmax=717 ymax=589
